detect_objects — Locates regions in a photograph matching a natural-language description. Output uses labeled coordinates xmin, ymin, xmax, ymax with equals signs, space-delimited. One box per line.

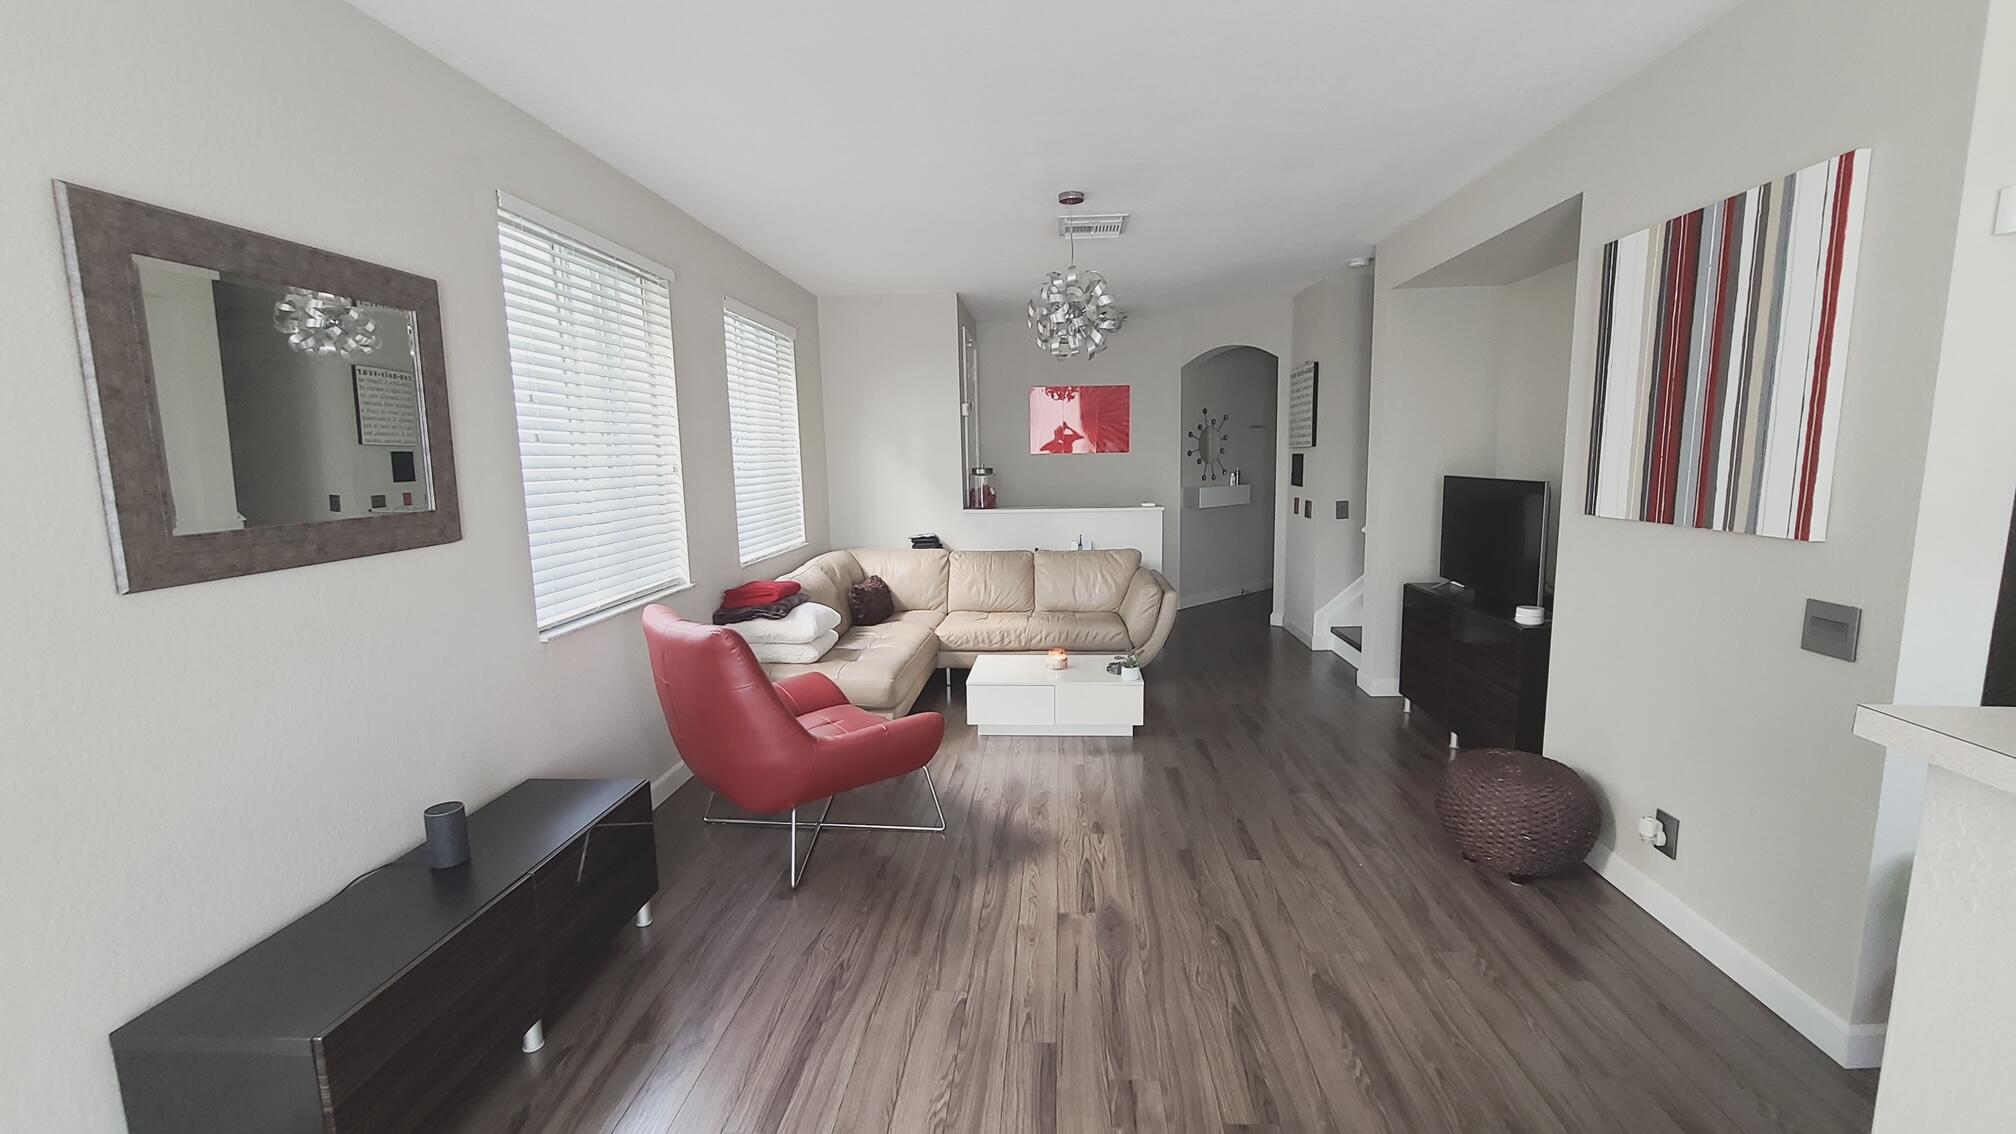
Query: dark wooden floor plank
xmin=439 ymin=592 xmax=1875 ymax=1133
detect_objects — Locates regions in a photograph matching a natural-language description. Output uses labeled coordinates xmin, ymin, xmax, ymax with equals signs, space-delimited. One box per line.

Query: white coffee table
xmin=965 ymin=654 xmax=1145 ymax=737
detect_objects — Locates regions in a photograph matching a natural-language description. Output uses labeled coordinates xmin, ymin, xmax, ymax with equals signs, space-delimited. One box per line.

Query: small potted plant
xmin=1116 ymin=652 xmax=1142 ymax=682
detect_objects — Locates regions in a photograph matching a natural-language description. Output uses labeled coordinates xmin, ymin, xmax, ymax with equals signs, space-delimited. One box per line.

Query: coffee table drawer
xmin=1056 ymin=683 xmax=1143 ymax=726
xmin=968 ymin=683 xmax=1055 ymax=725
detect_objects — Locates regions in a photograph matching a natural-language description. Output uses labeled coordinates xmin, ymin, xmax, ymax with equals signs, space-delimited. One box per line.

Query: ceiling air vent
xmin=1058 ymin=213 xmax=1128 ymax=240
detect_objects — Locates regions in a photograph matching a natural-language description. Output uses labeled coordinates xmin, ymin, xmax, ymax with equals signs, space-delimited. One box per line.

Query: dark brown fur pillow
xmin=848 ymin=575 xmax=894 ymax=626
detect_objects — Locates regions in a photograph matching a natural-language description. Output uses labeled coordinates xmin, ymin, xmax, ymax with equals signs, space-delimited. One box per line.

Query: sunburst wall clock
xmin=1186 ymin=408 xmax=1230 ymax=481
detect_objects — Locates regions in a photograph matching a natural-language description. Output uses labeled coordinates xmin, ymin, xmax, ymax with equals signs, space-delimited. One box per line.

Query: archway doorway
xmin=1177 ymin=345 xmax=1278 ymax=610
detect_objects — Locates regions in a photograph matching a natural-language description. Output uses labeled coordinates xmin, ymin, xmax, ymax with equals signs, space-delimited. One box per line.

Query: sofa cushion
xmin=851 ymin=548 xmax=949 ymax=612
xmin=948 ymin=550 xmax=1035 ymax=613
xmin=1034 ymin=549 xmax=1142 ymax=612
xmin=759 ymin=617 xmax=938 ymax=711
xmin=935 ymin=610 xmax=1133 ymax=652
xmin=781 ymin=551 xmax=865 ymax=634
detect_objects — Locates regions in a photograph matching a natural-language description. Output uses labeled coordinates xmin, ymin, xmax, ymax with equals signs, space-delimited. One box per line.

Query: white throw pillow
xmin=728 ymin=602 xmax=842 ymax=645
xmin=746 ymin=629 xmax=839 ymax=665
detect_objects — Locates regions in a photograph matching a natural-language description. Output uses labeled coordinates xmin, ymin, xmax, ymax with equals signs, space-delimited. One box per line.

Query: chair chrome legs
xmin=703 ymin=767 xmax=947 ymax=889
xmin=521 ymin=1020 xmax=544 ymax=1054
xmin=785 ymin=795 xmax=835 ymax=888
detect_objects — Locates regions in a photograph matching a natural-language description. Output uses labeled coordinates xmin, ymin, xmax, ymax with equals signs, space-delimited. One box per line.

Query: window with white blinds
xmin=498 ymin=198 xmax=689 ymax=636
xmin=724 ymin=301 xmax=806 ymax=564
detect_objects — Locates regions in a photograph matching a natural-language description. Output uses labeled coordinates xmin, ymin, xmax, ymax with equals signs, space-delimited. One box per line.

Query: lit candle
xmin=1046 ymin=647 xmax=1069 ymax=670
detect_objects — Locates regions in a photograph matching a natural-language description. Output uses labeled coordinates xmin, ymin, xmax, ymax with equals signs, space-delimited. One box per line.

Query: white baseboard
xmin=1357 ymin=675 xmax=1401 ymax=697
xmin=1586 ymin=842 xmax=1883 ymax=1068
xmin=651 ymin=760 xmax=693 ymax=806
xmin=1179 ymin=580 xmax=1274 ymax=610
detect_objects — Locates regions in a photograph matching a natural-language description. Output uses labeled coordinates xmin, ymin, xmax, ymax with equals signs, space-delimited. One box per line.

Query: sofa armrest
xmin=1125 ymin=569 xmax=1179 ymax=666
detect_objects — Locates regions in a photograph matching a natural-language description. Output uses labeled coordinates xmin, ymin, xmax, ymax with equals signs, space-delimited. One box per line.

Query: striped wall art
xmin=1586 ymin=149 xmax=1869 ymax=542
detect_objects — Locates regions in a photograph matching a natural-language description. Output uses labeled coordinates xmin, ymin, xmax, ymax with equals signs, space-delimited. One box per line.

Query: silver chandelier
xmin=272 ymin=288 xmax=380 ymax=358
xmin=1028 ymin=191 xmax=1125 ymax=359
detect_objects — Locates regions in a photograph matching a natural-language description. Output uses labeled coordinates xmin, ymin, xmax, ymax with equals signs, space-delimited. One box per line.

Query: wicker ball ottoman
xmin=1436 ymin=748 xmax=1599 ymax=883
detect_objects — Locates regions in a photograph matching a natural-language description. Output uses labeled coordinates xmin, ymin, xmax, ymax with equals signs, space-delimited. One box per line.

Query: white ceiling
xmin=348 ymin=0 xmax=1738 ymax=317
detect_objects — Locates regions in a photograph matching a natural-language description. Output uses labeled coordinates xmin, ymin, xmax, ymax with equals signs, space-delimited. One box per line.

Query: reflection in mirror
xmin=134 ymin=255 xmax=432 ymax=535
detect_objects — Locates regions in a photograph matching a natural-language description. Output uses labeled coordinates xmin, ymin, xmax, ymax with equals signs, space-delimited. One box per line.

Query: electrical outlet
xmin=1654 ymin=809 xmax=1679 ymax=859
xmin=1336 ymin=499 xmax=1349 ymax=520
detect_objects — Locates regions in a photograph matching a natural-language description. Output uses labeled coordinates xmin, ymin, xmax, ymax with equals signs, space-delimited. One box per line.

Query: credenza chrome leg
xmin=634 ymin=902 xmax=652 ymax=928
xmin=521 ymin=1020 xmax=545 ymax=1054
xmin=1402 ymin=697 xmax=1412 ymax=714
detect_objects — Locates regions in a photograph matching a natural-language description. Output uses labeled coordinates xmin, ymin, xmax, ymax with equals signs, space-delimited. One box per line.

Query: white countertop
xmin=1854 ymin=704 xmax=2016 ymax=795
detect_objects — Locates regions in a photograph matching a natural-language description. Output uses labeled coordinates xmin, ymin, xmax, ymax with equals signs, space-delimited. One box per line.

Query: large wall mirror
xmin=55 ymin=183 xmax=459 ymax=591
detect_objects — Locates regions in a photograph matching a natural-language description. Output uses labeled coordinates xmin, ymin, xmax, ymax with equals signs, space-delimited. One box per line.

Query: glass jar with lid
xmin=967 ymin=466 xmax=997 ymax=510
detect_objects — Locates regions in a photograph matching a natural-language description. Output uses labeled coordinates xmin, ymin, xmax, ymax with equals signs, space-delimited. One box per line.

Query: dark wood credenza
xmin=1400 ymin=582 xmax=1551 ymax=752
xmin=110 ymin=778 xmax=658 ymax=1134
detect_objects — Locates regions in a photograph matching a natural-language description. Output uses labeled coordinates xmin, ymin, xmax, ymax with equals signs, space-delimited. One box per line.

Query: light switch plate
xmin=1336 ymin=500 xmax=1349 ymax=520
xmin=1801 ymin=599 xmax=1862 ymax=662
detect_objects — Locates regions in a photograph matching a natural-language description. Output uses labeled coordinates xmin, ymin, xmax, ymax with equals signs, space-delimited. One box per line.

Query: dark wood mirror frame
xmin=55 ymin=182 xmax=460 ymax=592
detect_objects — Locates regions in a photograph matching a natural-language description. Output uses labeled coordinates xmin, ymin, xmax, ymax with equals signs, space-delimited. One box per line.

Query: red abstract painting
xmin=1029 ymin=386 xmax=1131 ymax=454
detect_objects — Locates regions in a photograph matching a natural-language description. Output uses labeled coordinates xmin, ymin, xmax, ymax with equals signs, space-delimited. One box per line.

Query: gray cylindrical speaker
xmin=423 ymin=801 xmax=469 ymax=869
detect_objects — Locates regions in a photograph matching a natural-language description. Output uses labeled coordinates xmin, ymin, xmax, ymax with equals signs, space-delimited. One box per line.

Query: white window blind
xmin=724 ymin=301 xmax=806 ymax=564
xmin=499 ymin=200 xmax=689 ymax=635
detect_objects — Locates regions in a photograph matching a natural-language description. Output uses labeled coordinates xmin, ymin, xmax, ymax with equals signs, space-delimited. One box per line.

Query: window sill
xmin=538 ymin=581 xmax=695 ymax=642
xmin=739 ymin=541 xmax=810 ymax=569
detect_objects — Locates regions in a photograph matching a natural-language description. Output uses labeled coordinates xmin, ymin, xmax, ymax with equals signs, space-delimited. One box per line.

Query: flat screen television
xmin=1439 ymin=475 xmax=1547 ymax=607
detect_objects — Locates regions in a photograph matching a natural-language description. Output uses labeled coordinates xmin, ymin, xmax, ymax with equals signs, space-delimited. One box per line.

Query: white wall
xmin=1362 ymin=284 xmax=1504 ymax=687
xmin=831 ymin=296 xmax=1293 ymax=592
xmin=818 ymin=293 xmax=1186 ymax=570
xmin=977 ymin=313 xmax=1181 ymax=521
xmin=1365 ymin=0 xmax=1990 ymax=1061
xmin=0 ymin=1 xmax=827 ymax=1129
xmin=1361 ymin=261 xmax=1576 ymax=683
xmin=1491 ymin=262 xmax=1578 ymax=584
xmin=1178 ymin=346 xmax=1278 ymax=605
xmin=819 ymin=293 xmax=965 ymax=546
xmin=1282 ymin=273 xmax=1376 ymax=643
xmin=1863 ymin=0 xmax=2016 ymax=1086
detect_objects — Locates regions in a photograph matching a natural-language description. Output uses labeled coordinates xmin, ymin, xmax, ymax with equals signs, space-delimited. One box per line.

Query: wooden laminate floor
xmin=446 ymin=593 xmax=1877 ymax=1133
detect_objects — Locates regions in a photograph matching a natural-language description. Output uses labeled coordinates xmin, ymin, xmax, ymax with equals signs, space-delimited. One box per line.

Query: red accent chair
xmin=642 ymin=605 xmax=946 ymax=887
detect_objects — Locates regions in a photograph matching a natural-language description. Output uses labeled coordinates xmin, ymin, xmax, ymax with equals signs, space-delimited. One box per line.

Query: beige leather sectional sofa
xmin=763 ymin=547 xmax=1178 ymax=717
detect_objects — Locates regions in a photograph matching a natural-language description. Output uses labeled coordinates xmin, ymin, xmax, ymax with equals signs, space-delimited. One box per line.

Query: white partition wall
xmin=933 ymin=507 xmax=1166 ymax=571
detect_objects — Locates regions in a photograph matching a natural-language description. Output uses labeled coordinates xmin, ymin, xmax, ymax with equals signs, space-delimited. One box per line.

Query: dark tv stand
xmin=1399 ymin=582 xmax=1550 ymax=751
